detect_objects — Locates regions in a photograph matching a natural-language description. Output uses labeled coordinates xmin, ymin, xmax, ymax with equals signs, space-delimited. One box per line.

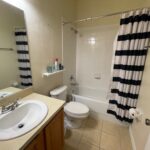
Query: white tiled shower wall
xmin=76 ymin=24 xmax=119 ymax=94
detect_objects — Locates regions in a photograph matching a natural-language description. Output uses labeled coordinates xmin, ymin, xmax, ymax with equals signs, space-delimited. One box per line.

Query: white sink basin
xmin=0 ymin=100 xmax=48 ymax=140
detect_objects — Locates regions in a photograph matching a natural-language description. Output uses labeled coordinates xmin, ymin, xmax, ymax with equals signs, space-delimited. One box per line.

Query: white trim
xmin=129 ymin=126 xmax=136 ymax=150
xmin=61 ymin=17 xmax=64 ymax=65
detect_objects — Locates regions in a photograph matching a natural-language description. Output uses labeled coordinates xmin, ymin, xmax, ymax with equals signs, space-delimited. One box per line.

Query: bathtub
xmin=72 ymin=86 xmax=109 ymax=119
xmin=72 ymin=86 xmax=127 ymax=125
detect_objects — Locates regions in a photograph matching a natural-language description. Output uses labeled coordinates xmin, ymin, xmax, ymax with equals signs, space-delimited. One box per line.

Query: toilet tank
xmin=50 ymin=85 xmax=67 ymax=101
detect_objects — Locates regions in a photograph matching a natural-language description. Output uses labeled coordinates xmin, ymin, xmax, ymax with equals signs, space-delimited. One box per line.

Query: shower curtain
xmin=107 ymin=8 xmax=150 ymax=123
xmin=15 ymin=28 xmax=32 ymax=87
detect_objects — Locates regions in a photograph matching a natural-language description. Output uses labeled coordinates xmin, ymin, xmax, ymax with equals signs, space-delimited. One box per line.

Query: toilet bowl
xmin=64 ymin=101 xmax=89 ymax=128
xmin=50 ymin=85 xmax=89 ymax=129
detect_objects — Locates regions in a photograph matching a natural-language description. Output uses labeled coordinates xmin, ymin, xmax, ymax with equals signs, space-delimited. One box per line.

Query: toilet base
xmin=65 ymin=116 xmax=84 ymax=129
xmin=66 ymin=119 xmax=82 ymax=129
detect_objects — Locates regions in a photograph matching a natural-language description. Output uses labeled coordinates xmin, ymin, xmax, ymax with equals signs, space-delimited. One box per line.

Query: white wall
xmin=130 ymin=1 xmax=150 ymax=149
xmin=76 ymin=0 xmax=149 ymax=27
xmin=2 ymin=0 xmax=76 ymax=95
xmin=62 ymin=1 xmax=77 ymax=91
xmin=76 ymin=24 xmax=119 ymax=96
xmin=130 ymin=49 xmax=150 ymax=150
xmin=63 ymin=24 xmax=76 ymax=90
xmin=0 ymin=1 xmax=25 ymax=89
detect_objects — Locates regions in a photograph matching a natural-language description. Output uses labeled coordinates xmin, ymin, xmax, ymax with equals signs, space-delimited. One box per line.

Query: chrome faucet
xmin=1 ymin=100 xmax=20 ymax=114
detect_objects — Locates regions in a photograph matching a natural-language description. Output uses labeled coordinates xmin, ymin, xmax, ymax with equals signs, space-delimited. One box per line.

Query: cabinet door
xmin=45 ymin=109 xmax=64 ymax=150
xmin=25 ymin=132 xmax=45 ymax=150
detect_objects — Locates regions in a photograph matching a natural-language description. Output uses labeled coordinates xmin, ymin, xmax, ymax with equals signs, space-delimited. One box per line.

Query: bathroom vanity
xmin=0 ymin=92 xmax=65 ymax=150
xmin=25 ymin=109 xmax=64 ymax=150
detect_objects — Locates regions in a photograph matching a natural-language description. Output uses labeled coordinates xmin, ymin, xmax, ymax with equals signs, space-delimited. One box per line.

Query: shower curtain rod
xmin=63 ymin=7 xmax=150 ymax=25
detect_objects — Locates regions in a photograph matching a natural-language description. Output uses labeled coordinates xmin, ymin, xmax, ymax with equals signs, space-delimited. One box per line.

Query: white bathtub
xmin=72 ymin=86 xmax=109 ymax=119
xmin=72 ymin=86 xmax=127 ymax=125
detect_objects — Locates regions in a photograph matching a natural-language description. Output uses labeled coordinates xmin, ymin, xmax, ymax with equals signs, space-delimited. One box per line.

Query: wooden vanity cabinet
xmin=25 ymin=132 xmax=45 ymax=150
xmin=25 ymin=109 xmax=64 ymax=150
xmin=44 ymin=109 xmax=64 ymax=150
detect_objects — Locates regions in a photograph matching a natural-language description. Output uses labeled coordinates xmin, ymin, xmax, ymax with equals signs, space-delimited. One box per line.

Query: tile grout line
xmin=65 ymin=117 xmax=132 ymax=150
xmin=118 ymin=126 xmax=122 ymax=150
xmin=77 ymin=118 xmax=88 ymax=150
xmin=81 ymin=117 xmax=102 ymax=149
xmin=102 ymin=120 xmax=123 ymax=150
xmin=102 ymin=130 xmax=120 ymax=137
xmin=99 ymin=119 xmax=104 ymax=149
xmin=77 ymin=129 xmax=84 ymax=150
xmin=101 ymin=120 xmax=123 ymax=137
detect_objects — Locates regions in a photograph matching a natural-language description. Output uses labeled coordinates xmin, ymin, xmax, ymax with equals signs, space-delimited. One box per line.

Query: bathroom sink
xmin=0 ymin=100 xmax=48 ymax=140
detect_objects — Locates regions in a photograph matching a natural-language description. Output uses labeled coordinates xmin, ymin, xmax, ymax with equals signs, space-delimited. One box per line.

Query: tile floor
xmin=64 ymin=117 xmax=132 ymax=150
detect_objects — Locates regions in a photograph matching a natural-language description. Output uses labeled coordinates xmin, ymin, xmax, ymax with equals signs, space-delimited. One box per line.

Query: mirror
xmin=0 ymin=1 xmax=32 ymax=99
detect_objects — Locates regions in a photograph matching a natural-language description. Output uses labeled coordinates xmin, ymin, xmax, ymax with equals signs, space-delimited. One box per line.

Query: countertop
xmin=0 ymin=93 xmax=65 ymax=150
xmin=0 ymin=87 xmax=22 ymax=99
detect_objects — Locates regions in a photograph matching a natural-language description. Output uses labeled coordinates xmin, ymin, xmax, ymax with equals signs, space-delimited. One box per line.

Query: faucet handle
xmin=14 ymin=98 xmax=22 ymax=107
xmin=13 ymin=101 xmax=19 ymax=107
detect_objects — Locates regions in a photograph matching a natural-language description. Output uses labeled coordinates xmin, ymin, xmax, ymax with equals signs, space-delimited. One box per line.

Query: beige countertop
xmin=0 ymin=87 xmax=22 ymax=93
xmin=0 ymin=87 xmax=22 ymax=99
xmin=0 ymin=93 xmax=65 ymax=150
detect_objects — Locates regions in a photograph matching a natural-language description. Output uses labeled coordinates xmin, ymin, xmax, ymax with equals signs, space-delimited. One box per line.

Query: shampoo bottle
xmin=54 ymin=58 xmax=58 ymax=71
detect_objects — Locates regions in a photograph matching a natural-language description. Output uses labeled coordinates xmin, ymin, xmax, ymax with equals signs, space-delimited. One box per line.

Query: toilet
xmin=50 ymin=85 xmax=89 ymax=129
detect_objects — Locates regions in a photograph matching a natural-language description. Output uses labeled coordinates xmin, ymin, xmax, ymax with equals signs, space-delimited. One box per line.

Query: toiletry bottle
xmin=59 ymin=63 xmax=64 ymax=70
xmin=54 ymin=58 xmax=58 ymax=71
xmin=47 ymin=60 xmax=53 ymax=73
xmin=59 ymin=63 xmax=61 ymax=70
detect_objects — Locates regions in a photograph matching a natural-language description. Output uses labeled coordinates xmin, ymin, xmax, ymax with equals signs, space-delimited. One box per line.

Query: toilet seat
xmin=64 ymin=102 xmax=89 ymax=118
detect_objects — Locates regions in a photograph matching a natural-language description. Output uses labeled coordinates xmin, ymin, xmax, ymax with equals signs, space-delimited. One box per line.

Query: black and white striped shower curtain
xmin=107 ymin=8 xmax=150 ymax=123
xmin=15 ymin=29 xmax=32 ymax=87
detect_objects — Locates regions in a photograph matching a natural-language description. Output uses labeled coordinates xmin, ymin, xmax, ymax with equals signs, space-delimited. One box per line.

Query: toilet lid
xmin=64 ymin=102 xmax=89 ymax=116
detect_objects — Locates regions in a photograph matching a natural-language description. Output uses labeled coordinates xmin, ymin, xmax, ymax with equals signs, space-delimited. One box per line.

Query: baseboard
xmin=129 ymin=126 xmax=136 ymax=150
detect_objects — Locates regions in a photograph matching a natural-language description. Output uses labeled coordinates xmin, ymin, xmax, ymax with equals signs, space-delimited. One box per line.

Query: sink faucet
xmin=1 ymin=100 xmax=20 ymax=114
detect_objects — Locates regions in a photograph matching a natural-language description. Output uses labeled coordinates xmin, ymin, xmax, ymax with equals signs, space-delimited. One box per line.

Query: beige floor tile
xmin=120 ymin=136 xmax=132 ymax=150
xmin=64 ymin=141 xmax=78 ymax=150
xmin=82 ymin=129 xmax=101 ymax=147
xmin=102 ymin=120 xmax=121 ymax=137
xmin=70 ymin=125 xmax=86 ymax=136
xmin=119 ymin=126 xmax=130 ymax=137
xmin=65 ymin=129 xmax=82 ymax=149
xmin=64 ymin=118 xmax=132 ymax=150
xmin=78 ymin=140 xmax=100 ymax=150
xmin=100 ymin=132 xmax=121 ymax=150
xmin=119 ymin=127 xmax=132 ymax=150
xmin=84 ymin=117 xmax=102 ymax=132
xmin=81 ymin=118 xmax=88 ymax=126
